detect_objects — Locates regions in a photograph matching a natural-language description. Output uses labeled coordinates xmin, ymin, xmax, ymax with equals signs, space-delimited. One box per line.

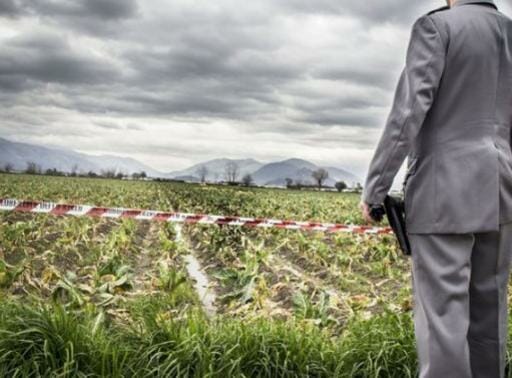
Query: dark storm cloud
xmin=0 ymin=0 xmax=139 ymax=38
xmin=0 ymin=0 xmax=24 ymax=17
xmin=75 ymin=0 xmax=138 ymax=20
xmin=0 ymin=75 xmax=34 ymax=92
xmin=125 ymin=46 xmax=300 ymax=84
xmin=117 ymin=41 xmax=298 ymax=119
xmin=90 ymin=85 xmax=279 ymax=121
xmin=1 ymin=0 xmax=138 ymax=20
xmin=0 ymin=31 xmax=121 ymax=91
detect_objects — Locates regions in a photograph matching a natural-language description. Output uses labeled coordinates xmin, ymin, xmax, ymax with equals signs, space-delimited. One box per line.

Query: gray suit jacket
xmin=362 ymin=0 xmax=512 ymax=234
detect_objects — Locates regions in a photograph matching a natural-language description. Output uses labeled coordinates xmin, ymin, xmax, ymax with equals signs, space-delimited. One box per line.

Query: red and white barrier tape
xmin=0 ymin=198 xmax=393 ymax=235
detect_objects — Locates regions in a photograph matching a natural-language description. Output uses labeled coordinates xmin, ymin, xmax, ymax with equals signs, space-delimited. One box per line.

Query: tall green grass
xmin=0 ymin=300 xmax=510 ymax=377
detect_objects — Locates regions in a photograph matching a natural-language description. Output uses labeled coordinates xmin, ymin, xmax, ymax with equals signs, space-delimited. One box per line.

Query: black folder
xmin=383 ymin=195 xmax=411 ymax=256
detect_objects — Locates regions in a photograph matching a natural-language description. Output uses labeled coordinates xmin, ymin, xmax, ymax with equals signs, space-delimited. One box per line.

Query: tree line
xmin=196 ymin=162 xmax=354 ymax=192
xmin=0 ymin=162 xmax=148 ymax=180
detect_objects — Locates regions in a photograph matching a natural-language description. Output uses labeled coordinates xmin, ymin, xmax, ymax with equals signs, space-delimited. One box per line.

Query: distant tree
xmin=116 ymin=172 xmax=125 ymax=180
xmin=224 ymin=162 xmax=240 ymax=183
xmin=335 ymin=181 xmax=347 ymax=192
xmin=45 ymin=168 xmax=64 ymax=176
xmin=4 ymin=163 xmax=13 ymax=173
xmin=196 ymin=165 xmax=209 ymax=183
xmin=242 ymin=174 xmax=253 ymax=187
xmin=285 ymin=178 xmax=293 ymax=188
xmin=131 ymin=171 xmax=146 ymax=180
xmin=87 ymin=171 xmax=98 ymax=178
xmin=312 ymin=168 xmax=329 ymax=189
xmin=70 ymin=164 xmax=79 ymax=177
xmin=101 ymin=169 xmax=116 ymax=178
xmin=132 ymin=171 xmax=148 ymax=180
xmin=26 ymin=162 xmax=41 ymax=175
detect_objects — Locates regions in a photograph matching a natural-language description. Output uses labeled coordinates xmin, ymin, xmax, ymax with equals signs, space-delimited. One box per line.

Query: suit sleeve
xmin=361 ymin=15 xmax=446 ymax=205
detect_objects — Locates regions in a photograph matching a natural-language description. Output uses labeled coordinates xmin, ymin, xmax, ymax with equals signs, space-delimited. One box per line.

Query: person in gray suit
xmin=359 ymin=0 xmax=512 ymax=376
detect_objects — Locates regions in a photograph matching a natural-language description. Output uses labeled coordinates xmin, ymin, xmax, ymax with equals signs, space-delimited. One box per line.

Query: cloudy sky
xmin=1 ymin=0 xmax=511 ymax=183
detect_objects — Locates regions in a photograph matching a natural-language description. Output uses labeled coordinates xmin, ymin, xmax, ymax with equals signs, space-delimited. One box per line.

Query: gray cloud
xmin=0 ymin=0 xmax=23 ymax=17
xmin=1 ymin=0 xmax=138 ymax=19
xmin=0 ymin=31 xmax=121 ymax=91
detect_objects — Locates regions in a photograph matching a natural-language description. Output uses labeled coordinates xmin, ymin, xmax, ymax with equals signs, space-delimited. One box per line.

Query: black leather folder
xmin=383 ymin=195 xmax=411 ymax=256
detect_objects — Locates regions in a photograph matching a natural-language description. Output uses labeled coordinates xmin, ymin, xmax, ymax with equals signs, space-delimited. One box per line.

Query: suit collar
xmin=452 ymin=0 xmax=498 ymax=9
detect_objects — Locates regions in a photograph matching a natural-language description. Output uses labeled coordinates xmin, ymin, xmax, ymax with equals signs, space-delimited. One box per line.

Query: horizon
xmin=0 ymin=136 xmax=362 ymax=182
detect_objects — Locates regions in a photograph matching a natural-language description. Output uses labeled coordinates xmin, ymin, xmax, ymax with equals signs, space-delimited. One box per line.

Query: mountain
xmin=323 ymin=166 xmax=362 ymax=186
xmin=167 ymin=158 xmax=264 ymax=181
xmin=252 ymin=158 xmax=361 ymax=187
xmin=0 ymin=137 xmax=162 ymax=177
xmin=168 ymin=157 xmax=361 ymax=187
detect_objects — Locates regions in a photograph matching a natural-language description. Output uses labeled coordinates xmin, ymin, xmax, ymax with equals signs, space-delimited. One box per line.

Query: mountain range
xmin=0 ymin=137 xmax=162 ymax=177
xmin=0 ymin=137 xmax=362 ymax=187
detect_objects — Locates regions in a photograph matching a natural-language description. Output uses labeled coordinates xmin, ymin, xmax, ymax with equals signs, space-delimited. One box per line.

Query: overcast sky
xmin=1 ymin=0 xmax=511 ymax=183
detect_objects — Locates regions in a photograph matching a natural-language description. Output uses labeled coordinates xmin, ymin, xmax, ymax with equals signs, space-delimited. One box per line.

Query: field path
xmin=175 ymin=224 xmax=217 ymax=318
xmin=131 ymin=221 xmax=159 ymax=295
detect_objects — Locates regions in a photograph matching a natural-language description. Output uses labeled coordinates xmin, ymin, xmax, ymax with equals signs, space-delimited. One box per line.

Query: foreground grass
xmin=1 ymin=302 xmax=512 ymax=377
xmin=0 ymin=299 xmax=421 ymax=378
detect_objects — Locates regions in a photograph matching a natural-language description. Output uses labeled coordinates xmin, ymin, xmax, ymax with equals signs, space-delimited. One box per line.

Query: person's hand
xmin=359 ymin=200 xmax=377 ymax=224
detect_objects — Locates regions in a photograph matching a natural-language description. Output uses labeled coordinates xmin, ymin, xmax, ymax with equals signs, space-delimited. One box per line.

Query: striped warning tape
xmin=0 ymin=198 xmax=393 ymax=235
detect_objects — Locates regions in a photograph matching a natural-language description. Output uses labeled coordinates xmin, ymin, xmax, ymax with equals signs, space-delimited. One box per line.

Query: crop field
xmin=0 ymin=173 xmax=510 ymax=377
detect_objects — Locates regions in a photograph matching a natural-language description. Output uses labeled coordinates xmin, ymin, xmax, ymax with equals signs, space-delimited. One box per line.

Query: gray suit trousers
xmin=409 ymin=222 xmax=512 ymax=378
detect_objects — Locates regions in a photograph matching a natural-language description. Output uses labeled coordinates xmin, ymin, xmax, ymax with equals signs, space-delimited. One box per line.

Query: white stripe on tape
xmin=32 ymin=202 xmax=57 ymax=213
xmin=0 ymin=199 xmax=19 ymax=210
xmin=102 ymin=208 xmax=125 ymax=218
xmin=67 ymin=205 xmax=93 ymax=216
xmin=135 ymin=210 xmax=159 ymax=220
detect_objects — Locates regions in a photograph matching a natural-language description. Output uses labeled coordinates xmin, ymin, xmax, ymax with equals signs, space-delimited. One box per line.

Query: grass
xmin=2 ymin=300 xmax=512 ymax=377
xmin=0 ymin=298 xmax=422 ymax=377
xmin=0 ymin=298 xmax=422 ymax=378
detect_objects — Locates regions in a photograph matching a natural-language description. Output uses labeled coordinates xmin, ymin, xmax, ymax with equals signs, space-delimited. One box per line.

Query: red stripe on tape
xmin=185 ymin=215 xmax=205 ymax=223
xmin=87 ymin=207 xmax=108 ymax=217
xmin=154 ymin=212 xmax=174 ymax=221
xmin=15 ymin=201 xmax=40 ymax=212
xmin=51 ymin=204 xmax=75 ymax=216
xmin=121 ymin=210 xmax=143 ymax=218
xmin=215 ymin=216 xmax=239 ymax=225
xmin=241 ymin=219 xmax=264 ymax=227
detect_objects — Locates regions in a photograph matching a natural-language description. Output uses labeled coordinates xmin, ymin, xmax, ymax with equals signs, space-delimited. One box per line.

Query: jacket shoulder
xmin=412 ymin=6 xmax=450 ymax=28
xmin=426 ymin=6 xmax=450 ymax=16
xmin=412 ymin=7 xmax=450 ymax=46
